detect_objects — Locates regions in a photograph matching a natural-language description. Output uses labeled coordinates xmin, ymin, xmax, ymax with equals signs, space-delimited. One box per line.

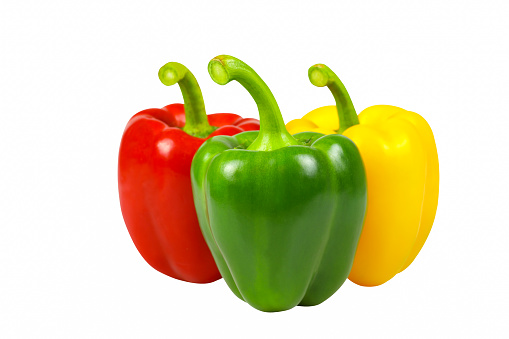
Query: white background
xmin=1 ymin=0 xmax=508 ymax=338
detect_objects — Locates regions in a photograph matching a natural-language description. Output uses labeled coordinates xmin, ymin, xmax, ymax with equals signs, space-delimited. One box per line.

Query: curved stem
xmin=159 ymin=62 xmax=215 ymax=138
xmin=308 ymin=64 xmax=359 ymax=133
xmin=208 ymin=55 xmax=298 ymax=151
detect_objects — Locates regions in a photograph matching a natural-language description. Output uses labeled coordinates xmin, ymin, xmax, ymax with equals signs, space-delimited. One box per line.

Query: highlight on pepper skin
xmin=287 ymin=63 xmax=439 ymax=287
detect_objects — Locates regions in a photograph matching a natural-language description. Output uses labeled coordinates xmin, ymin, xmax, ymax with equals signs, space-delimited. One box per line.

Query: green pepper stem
xmin=208 ymin=55 xmax=298 ymax=151
xmin=308 ymin=64 xmax=359 ymax=133
xmin=159 ymin=62 xmax=215 ymax=138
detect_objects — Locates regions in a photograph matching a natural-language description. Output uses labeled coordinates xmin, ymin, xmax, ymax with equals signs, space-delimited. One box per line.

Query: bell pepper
xmin=118 ymin=62 xmax=260 ymax=283
xmin=286 ymin=64 xmax=439 ymax=287
xmin=191 ymin=55 xmax=367 ymax=311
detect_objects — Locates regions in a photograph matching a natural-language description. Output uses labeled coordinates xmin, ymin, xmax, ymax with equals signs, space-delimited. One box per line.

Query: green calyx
xmin=158 ymin=62 xmax=215 ymax=138
xmin=208 ymin=55 xmax=298 ymax=151
xmin=308 ymin=64 xmax=359 ymax=133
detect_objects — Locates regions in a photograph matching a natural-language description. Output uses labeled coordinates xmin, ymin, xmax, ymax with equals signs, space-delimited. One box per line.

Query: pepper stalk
xmin=208 ymin=55 xmax=299 ymax=151
xmin=308 ymin=64 xmax=359 ymax=134
xmin=158 ymin=62 xmax=216 ymax=138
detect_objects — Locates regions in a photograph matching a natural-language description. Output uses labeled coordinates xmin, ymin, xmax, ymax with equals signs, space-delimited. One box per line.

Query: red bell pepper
xmin=118 ymin=62 xmax=259 ymax=283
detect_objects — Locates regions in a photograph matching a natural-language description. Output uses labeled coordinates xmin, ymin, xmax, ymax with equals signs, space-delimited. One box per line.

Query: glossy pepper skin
xmin=191 ymin=56 xmax=367 ymax=311
xmin=118 ymin=62 xmax=259 ymax=283
xmin=286 ymin=65 xmax=439 ymax=287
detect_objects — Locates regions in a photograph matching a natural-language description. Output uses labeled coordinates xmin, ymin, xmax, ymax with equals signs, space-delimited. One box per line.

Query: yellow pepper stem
xmin=308 ymin=64 xmax=359 ymax=133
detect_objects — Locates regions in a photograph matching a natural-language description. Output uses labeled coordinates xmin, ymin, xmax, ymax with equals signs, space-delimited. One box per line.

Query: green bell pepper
xmin=191 ymin=55 xmax=367 ymax=312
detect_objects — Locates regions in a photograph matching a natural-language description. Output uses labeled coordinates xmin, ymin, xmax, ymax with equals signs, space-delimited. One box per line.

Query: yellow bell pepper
xmin=287 ymin=64 xmax=439 ymax=287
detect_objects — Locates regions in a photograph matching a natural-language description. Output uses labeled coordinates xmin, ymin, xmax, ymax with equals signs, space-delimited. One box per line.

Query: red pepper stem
xmin=308 ymin=64 xmax=359 ymax=133
xmin=159 ymin=62 xmax=215 ymax=138
xmin=208 ymin=55 xmax=298 ymax=151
